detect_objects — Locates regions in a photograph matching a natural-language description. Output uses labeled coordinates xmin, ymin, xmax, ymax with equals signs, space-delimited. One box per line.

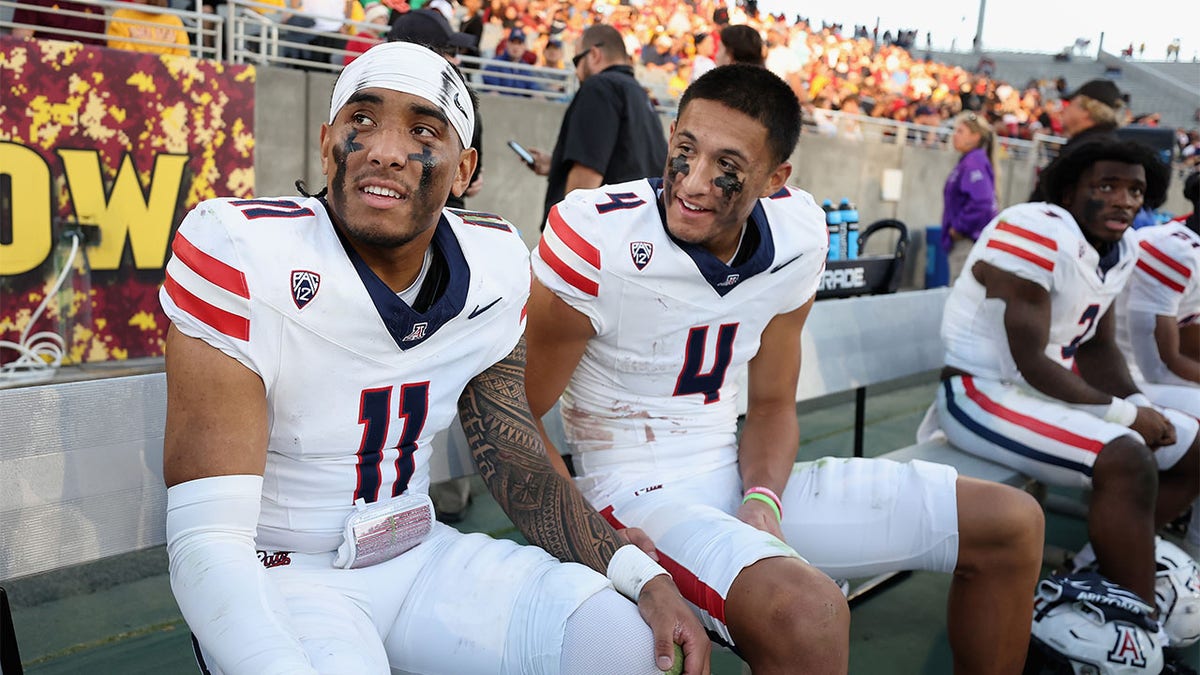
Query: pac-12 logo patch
xmin=630 ymin=241 xmax=653 ymax=270
xmin=291 ymin=270 xmax=320 ymax=309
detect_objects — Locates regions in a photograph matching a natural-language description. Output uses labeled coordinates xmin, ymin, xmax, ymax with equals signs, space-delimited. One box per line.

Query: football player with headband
xmin=928 ymin=139 xmax=1199 ymax=625
xmin=159 ymin=42 xmax=708 ymax=675
xmin=525 ymin=64 xmax=1045 ymax=674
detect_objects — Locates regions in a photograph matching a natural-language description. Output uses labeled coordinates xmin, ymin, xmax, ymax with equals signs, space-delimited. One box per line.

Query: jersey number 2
xmin=674 ymin=324 xmax=739 ymax=404
xmin=354 ymin=383 xmax=430 ymax=503
xmin=1061 ymin=304 xmax=1100 ymax=360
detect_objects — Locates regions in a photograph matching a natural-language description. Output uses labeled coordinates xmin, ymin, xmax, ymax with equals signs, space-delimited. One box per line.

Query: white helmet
xmin=1029 ymin=572 xmax=1164 ymax=675
xmin=1155 ymin=537 xmax=1200 ymax=649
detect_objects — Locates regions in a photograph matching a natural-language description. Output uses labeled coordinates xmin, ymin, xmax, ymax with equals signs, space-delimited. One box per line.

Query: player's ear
xmin=450 ymin=146 xmax=478 ymax=198
xmin=319 ymin=124 xmax=331 ymax=177
xmin=760 ymin=161 xmax=792 ymax=198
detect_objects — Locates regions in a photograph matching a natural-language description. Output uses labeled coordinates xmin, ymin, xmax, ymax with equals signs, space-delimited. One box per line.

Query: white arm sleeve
xmin=166 ymin=475 xmax=317 ymax=675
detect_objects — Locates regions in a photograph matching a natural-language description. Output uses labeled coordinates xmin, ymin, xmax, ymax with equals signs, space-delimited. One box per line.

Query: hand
xmin=948 ymin=228 xmax=966 ymax=242
xmin=528 ymin=147 xmax=551 ymax=176
xmin=736 ymin=497 xmax=784 ymax=541
xmin=1130 ymin=406 xmax=1176 ymax=448
xmin=636 ymin=575 xmax=711 ymax=675
xmin=464 ymin=168 xmax=484 ymax=198
xmin=616 ymin=527 xmax=659 ymax=561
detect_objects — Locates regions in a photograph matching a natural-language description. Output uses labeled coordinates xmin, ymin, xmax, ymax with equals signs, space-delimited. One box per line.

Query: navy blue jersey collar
xmin=1096 ymin=239 xmax=1123 ymax=278
xmin=649 ymin=177 xmax=775 ymax=296
xmin=332 ymin=211 xmax=470 ymax=350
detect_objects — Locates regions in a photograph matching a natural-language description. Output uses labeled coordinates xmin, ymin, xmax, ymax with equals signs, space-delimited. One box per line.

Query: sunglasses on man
xmin=572 ymin=43 xmax=601 ymax=67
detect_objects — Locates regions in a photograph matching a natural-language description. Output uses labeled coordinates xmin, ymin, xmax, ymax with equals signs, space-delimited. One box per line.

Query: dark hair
xmin=1039 ymin=139 xmax=1170 ymax=210
xmin=719 ymin=25 xmax=764 ymax=65
xmin=679 ymin=65 xmax=800 ymax=165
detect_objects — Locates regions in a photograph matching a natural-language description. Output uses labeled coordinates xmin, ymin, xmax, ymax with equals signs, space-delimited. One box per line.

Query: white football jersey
xmin=160 ymin=197 xmax=529 ymax=553
xmin=942 ymin=202 xmax=1137 ymax=383
xmin=531 ymin=179 xmax=827 ymax=479
xmin=1116 ymin=221 xmax=1200 ymax=382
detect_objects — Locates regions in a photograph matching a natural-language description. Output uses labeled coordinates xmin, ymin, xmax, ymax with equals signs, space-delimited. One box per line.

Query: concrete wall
xmin=253 ymin=65 xmax=1189 ymax=269
xmin=253 ymin=67 xmax=311 ymax=198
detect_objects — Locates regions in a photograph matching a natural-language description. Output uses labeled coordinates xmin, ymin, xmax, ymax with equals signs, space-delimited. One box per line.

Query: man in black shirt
xmin=526 ymin=24 xmax=668 ymax=225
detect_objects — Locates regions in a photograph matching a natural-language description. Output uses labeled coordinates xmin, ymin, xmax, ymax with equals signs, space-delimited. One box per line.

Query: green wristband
xmin=742 ymin=492 xmax=782 ymax=521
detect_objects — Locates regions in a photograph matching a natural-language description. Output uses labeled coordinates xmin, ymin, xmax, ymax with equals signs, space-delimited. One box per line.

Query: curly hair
xmin=1038 ymin=139 xmax=1169 ymax=210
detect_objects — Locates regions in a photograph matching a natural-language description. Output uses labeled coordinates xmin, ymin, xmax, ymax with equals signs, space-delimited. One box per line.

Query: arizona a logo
xmin=1107 ymin=623 xmax=1148 ymax=668
xmin=402 ymin=322 xmax=429 ymax=342
xmin=630 ymin=241 xmax=653 ymax=270
xmin=291 ymin=270 xmax=320 ymax=309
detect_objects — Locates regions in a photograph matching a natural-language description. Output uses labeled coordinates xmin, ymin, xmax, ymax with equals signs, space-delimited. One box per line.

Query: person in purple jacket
xmin=942 ymin=111 xmax=999 ymax=280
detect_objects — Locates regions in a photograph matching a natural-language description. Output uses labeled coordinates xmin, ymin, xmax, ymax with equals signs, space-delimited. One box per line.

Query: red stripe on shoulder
xmin=985 ymin=240 xmax=1055 ymax=272
xmin=539 ymin=238 xmax=598 ymax=296
xmin=996 ymin=221 xmax=1059 ymax=250
xmin=548 ymin=205 xmax=601 ymax=270
xmin=172 ymin=233 xmax=250 ymax=299
xmin=1136 ymin=260 xmax=1186 ymax=293
xmin=164 ymin=272 xmax=250 ymax=341
xmin=1140 ymin=241 xmax=1191 ymax=278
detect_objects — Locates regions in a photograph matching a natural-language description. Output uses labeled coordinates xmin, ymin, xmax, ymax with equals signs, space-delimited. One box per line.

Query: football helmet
xmin=1156 ymin=537 xmax=1200 ymax=649
xmin=1029 ymin=571 xmax=1164 ymax=675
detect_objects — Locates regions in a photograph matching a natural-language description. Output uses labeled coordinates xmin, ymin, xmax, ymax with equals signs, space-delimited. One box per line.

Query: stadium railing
xmin=0 ymin=0 xmax=221 ymax=60
xmin=800 ymin=107 xmax=1064 ymax=162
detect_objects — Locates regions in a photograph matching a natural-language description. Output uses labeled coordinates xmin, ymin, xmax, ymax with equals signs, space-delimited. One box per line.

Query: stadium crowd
xmin=400 ymin=0 xmax=1183 ymax=146
xmin=9 ymin=0 xmax=1197 ymax=153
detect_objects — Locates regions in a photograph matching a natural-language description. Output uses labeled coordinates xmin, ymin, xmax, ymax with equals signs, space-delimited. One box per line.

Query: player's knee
xmin=956 ymin=482 xmax=1044 ymax=577
xmin=1180 ymin=434 xmax=1200 ymax=469
xmin=1093 ymin=436 xmax=1158 ymax=508
xmin=737 ymin=561 xmax=849 ymax=652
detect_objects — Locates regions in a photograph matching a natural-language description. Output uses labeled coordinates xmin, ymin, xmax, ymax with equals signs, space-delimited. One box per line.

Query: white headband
xmin=329 ymin=42 xmax=475 ymax=149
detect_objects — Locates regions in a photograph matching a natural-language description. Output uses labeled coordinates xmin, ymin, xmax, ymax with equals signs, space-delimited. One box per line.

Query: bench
xmin=0 ymin=288 xmax=1036 ymax=662
xmin=0 ymin=288 xmax=1034 ymax=582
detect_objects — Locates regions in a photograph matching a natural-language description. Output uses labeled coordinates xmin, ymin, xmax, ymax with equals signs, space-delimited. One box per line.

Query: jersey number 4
xmin=354 ymin=383 xmax=430 ymax=503
xmin=674 ymin=324 xmax=739 ymax=404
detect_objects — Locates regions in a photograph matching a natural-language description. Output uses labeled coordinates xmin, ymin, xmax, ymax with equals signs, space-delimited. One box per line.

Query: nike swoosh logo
xmin=468 ymin=297 xmax=502 ymax=319
xmin=771 ymin=253 xmax=803 ymax=273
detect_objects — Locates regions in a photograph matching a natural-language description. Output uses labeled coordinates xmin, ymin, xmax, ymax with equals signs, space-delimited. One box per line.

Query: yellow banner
xmin=1 ymin=37 xmax=255 ymax=363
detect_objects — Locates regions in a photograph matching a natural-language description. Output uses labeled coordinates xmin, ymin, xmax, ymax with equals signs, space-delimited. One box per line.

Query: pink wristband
xmin=743 ymin=486 xmax=783 ymax=521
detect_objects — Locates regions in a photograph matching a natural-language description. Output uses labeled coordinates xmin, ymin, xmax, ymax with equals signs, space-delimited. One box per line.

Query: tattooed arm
xmin=457 ymin=335 xmax=619 ymax=570
xmin=457 ymin=336 xmax=712 ymax=674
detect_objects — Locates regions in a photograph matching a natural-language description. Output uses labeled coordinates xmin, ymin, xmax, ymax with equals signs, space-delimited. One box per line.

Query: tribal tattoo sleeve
xmin=456 ymin=336 xmax=619 ymax=573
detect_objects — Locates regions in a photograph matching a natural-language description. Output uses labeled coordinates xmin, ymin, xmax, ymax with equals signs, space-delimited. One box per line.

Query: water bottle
xmin=823 ymin=199 xmax=842 ymax=261
xmin=839 ymin=198 xmax=859 ymax=260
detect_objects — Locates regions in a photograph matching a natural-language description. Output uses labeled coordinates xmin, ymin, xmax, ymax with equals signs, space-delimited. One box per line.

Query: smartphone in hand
xmin=507 ymin=140 xmax=535 ymax=168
